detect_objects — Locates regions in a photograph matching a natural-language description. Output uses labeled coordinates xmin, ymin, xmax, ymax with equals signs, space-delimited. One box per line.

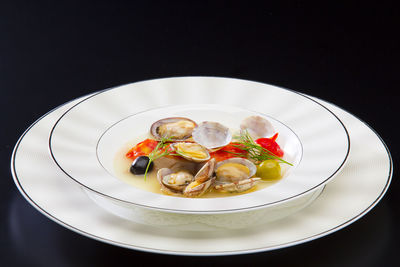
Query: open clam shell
xmin=157 ymin=159 xmax=216 ymax=197
xmin=194 ymin=158 xmax=216 ymax=183
xmin=150 ymin=117 xmax=197 ymax=141
xmin=214 ymin=177 xmax=261 ymax=193
xmin=215 ymin=158 xmax=257 ymax=183
xmin=171 ymin=142 xmax=210 ymax=163
xmin=183 ymin=159 xmax=216 ymax=197
xmin=183 ymin=177 xmax=216 ymax=197
xmin=192 ymin=121 xmax=232 ymax=149
xmin=157 ymin=168 xmax=193 ymax=195
xmin=240 ymin=115 xmax=274 ymax=139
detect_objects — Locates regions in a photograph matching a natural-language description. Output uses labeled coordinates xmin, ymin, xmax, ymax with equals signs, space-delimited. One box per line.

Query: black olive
xmin=130 ymin=156 xmax=153 ymax=175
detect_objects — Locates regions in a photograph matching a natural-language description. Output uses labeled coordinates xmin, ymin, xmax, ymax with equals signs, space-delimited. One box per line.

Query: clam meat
xmin=151 ymin=117 xmax=197 ymax=141
xmin=157 ymin=168 xmax=194 ymax=195
xmin=157 ymin=158 xmax=216 ymax=197
xmin=214 ymin=158 xmax=260 ymax=193
xmin=172 ymin=142 xmax=210 ymax=162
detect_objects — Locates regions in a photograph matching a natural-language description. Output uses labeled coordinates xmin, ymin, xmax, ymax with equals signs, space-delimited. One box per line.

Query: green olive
xmin=256 ymin=160 xmax=281 ymax=180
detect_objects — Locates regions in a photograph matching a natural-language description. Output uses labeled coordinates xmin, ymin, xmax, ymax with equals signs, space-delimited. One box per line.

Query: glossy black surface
xmin=131 ymin=156 xmax=153 ymax=175
xmin=1 ymin=1 xmax=398 ymax=266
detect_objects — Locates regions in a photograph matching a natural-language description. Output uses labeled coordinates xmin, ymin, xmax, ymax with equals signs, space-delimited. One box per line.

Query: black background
xmin=1 ymin=1 xmax=398 ymax=266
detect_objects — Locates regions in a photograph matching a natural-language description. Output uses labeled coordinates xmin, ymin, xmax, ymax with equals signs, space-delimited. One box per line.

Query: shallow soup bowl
xmin=49 ymin=77 xmax=349 ymax=229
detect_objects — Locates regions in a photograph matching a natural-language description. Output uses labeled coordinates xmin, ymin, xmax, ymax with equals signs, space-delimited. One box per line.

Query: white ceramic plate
xmin=49 ymin=77 xmax=350 ymax=213
xmin=11 ymin=92 xmax=391 ymax=255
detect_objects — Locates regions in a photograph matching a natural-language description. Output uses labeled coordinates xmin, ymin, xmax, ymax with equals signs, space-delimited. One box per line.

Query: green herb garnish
xmin=232 ymin=130 xmax=292 ymax=165
xmin=144 ymin=136 xmax=176 ymax=180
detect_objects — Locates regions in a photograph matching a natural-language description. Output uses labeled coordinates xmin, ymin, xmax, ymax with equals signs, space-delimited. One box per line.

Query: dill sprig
xmin=144 ymin=136 xmax=175 ymax=180
xmin=233 ymin=130 xmax=292 ymax=166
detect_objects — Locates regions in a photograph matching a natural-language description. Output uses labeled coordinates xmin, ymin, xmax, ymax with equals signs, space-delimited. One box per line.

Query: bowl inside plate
xmin=96 ymin=104 xmax=303 ymax=195
xmin=49 ymin=76 xmax=349 ymax=214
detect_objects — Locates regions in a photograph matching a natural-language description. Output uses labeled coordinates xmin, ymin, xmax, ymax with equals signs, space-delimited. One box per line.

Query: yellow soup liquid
xmin=113 ymin=135 xmax=284 ymax=198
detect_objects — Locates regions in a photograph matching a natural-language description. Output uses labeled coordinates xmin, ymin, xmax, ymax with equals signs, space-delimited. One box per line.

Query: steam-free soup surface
xmin=113 ymin=134 xmax=285 ymax=198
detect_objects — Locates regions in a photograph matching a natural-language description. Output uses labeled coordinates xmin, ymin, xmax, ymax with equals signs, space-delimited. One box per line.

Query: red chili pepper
xmin=210 ymin=142 xmax=247 ymax=162
xmin=255 ymin=133 xmax=284 ymax=157
xmin=126 ymin=139 xmax=158 ymax=159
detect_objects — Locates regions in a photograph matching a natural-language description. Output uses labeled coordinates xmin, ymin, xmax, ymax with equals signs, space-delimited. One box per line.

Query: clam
xmin=215 ymin=158 xmax=257 ymax=183
xmin=183 ymin=158 xmax=216 ymax=197
xmin=192 ymin=121 xmax=232 ymax=149
xmin=154 ymin=156 xmax=198 ymax=174
xmin=172 ymin=142 xmax=210 ymax=162
xmin=240 ymin=115 xmax=274 ymax=139
xmin=214 ymin=178 xmax=261 ymax=193
xmin=157 ymin=168 xmax=194 ymax=195
xmin=214 ymin=158 xmax=260 ymax=193
xmin=157 ymin=158 xmax=216 ymax=197
xmin=151 ymin=117 xmax=197 ymax=141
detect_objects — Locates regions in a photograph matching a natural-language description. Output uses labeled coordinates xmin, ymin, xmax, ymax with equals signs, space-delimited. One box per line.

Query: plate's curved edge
xmin=10 ymin=89 xmax=393 ymax=256
xmin=46 ymin=76 xmax=351 ymax=214
xmin=305 ymin=93 xmax=393 ymax=196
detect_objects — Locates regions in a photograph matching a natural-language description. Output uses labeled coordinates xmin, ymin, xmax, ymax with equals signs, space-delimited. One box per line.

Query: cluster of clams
xmin=149 ymin=115 xmax=274 ymax=197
